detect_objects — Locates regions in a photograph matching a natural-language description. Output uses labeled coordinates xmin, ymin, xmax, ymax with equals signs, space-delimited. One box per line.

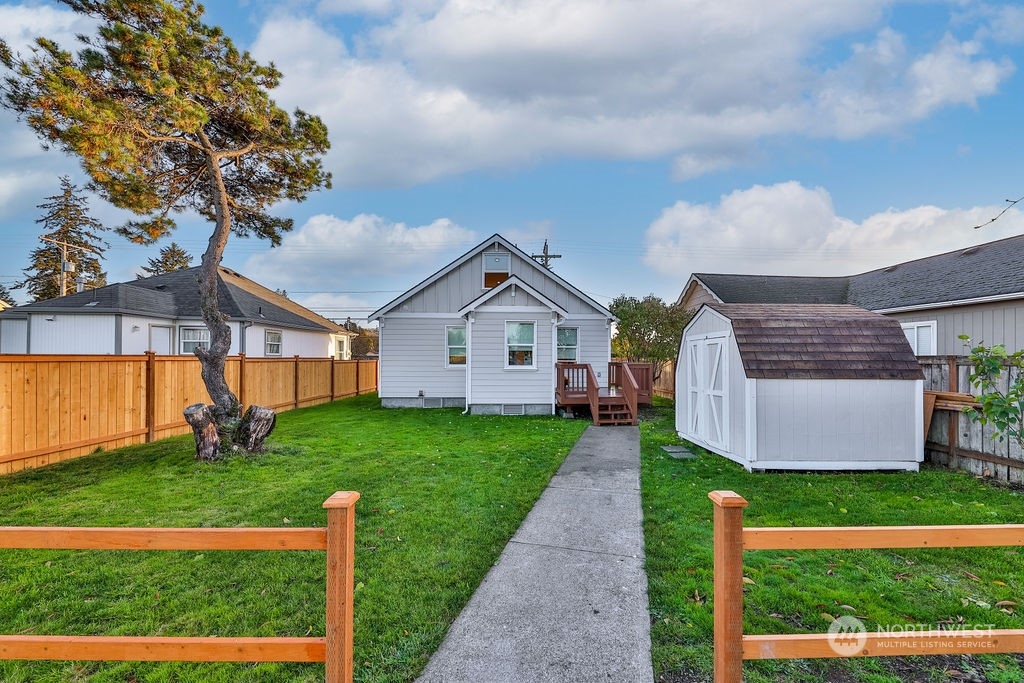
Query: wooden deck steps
xmin=555 ymin=362 xmax=653 ymax=427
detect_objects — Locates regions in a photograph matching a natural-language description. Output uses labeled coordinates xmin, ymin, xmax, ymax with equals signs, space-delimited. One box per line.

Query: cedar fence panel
xmin=919 ymin=356 xmax=1024 ymax=484
xmin=0 ymin=355 xmax=378 ymax=475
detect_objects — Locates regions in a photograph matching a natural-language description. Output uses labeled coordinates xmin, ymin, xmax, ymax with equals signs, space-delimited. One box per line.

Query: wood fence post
xmin=145 ymin=351 xmax=156 ymax=443
xmin=947 ymin=355 xmax=959 ymax=465
xmin=238 ymin=354 xmax=247 ymax=411
xmin=330 ymin=359 xmax=336 ymax=401
xmin=294 ymin=355 xmax=301 ymax=409
xmin=323 ymin=491 xmax=360 ymax=683
xmin=709 ymin=490 xmax=749 ymax=683
xmin=355 ymin=360 xmax=361 ymax=396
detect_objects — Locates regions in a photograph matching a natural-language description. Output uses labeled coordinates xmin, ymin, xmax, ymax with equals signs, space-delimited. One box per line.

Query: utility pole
xmin=40 ymin=236 xmax=97 ymax=296
xmin=530 ymin=239 xmax=562 ymax=269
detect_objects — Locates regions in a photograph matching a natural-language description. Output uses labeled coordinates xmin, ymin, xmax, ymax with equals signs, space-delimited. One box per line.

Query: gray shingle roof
xmin=693 ymin=232 xmax=1024 ymax=311
xmin=707 ymin=303 xmax=924 ymax=380
xmin=2 ymin=267 xmax=344 ymax=334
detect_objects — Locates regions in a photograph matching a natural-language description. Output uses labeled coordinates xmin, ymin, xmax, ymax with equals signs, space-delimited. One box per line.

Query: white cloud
xmin=251 ymin=1 xmax=1015 ymax=186
xmin=0 ymin=3 xmax=94 ymax=53
xmin=643 ymin=181 xmax=1024 ymax=279
xmin=242 ymin=212 xmax=477 ymax=291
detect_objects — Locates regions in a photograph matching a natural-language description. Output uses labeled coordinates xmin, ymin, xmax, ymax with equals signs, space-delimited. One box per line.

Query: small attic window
xmin=483 ymin=251 xmax=511 ymax=288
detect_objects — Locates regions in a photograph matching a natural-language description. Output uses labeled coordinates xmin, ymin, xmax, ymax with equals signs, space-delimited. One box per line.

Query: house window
xmin=483 ymin=251 xmax=511 ymax=288
xmin=265 ymin=330 xmax=282 ymax=356
xmin=446 ymin=325 xmax=466 ymax=366
xmin=180 ymin=327 xmax=210 ymax=354
xmin=901 ymin=321 xmax=937 ymax=355
xmin=506 ymin=321 xmax=535 ymax=368
xmin=557 ymin=327 xmax=579 ymax=362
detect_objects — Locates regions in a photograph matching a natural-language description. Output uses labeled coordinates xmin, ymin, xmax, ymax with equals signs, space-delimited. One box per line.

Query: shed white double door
xmin=685 ymin=335 xmax=728 ymax=451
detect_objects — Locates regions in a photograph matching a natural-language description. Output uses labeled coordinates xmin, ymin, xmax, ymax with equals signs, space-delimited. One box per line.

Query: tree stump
xmin=184 ymin=403 xmax=221 ymax=461
xmin=235 ymin=404 xmax=277 ymax=452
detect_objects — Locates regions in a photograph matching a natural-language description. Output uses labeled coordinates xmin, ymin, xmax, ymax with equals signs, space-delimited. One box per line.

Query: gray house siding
xmin=469 ymin=309 xmax=555 ymax=414
xmin=379 ymin=317 xmax=466 ymax=407
xmin=890 ymin=300 xmax=1024 ymax=355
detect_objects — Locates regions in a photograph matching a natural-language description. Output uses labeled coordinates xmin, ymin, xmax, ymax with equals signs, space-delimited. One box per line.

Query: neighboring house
xmin=677 ymin=233 xmax=1024 ymax=355
xmin=0 ymin=266 xmax=355 ymax=358
xmin=677 ymin=303 xmax=924 ymax=471
xmin=369 ymin=234 xmax=616 ymax=416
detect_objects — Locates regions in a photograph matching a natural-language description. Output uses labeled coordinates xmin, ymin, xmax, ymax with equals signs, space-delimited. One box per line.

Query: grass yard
xmin=640 ymin=398 xmax=1024 ymax=683
xmin=0 ymin=393 xmax=588 ymax=683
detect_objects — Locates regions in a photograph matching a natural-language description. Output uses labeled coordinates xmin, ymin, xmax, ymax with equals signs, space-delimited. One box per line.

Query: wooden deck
xmin=555 ymin=362 xmax=653 ymax=426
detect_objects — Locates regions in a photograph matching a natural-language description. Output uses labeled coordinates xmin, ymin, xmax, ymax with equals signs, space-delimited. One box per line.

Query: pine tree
xmin=20 ymin=176 xmax=108 ymax=301
xmin=0 ymin=283 xmax=15 ymax=307
xmin=137 ymin=242 xmax=193 ymax=278
xmin=1 ymin=0 xmax=330 ymax=456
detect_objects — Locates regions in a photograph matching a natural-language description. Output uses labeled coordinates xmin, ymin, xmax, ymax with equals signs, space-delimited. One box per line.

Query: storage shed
xmin=676 ymin=303 xmax=925 ymax=471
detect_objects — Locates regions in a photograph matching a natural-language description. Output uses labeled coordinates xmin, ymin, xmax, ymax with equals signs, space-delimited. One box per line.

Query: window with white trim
xmin=901 ymin=321 xmax=937 ymax=355
xmin=446 ymin=325 xmax=466 ymax=366
xmin=265 ymin=329 xmax=282 ymax=356
xmin=506 ymin=321 xmax=535 ymax=367
xmin=557 ymin=327 xmax=579 ymax=361
xmin=180 ymin=327 xmax=210 ymax=354
xmin=483 ymin=251 xmax=511 ymax=288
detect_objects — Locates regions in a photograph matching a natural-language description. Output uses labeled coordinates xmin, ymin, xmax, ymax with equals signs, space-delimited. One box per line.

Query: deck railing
xmin=610 ymin=361 xmax=640 ymax=425
xmin=0 ymin=491 xmax=359 ymax=683
xmin=709 ymin=490 xmax=1024 ymax=683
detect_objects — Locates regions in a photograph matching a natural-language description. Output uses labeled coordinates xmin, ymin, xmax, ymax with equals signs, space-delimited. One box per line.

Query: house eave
xmin=873 ymin=291 xmax=1024 ymax=315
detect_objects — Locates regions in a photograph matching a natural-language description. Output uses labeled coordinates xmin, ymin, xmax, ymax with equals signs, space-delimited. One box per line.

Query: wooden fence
xmin=0 ymin=491 xmax=358 ymax=681
xmin=710 ymin=490 xmax=1024 ymax=683
xmin=0 ymin=354 xmax=378 ymax=475
xmin=919 ymin=356 xmax=1024 ymax=483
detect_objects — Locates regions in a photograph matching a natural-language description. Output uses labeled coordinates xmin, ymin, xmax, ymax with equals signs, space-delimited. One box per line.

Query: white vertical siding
xmin=29 ymin=314 xmax=115 ymax=354
xmin=120 ymin=316 xmax=174 ymax=354
xmin=0 ymin=318 xmax=28 ymax=353
xmin=755 ymin=379 xmax=919 ymax=465
xmin=378 ymin=317 xmax=466 ymax=399
xmin=469 ymin=311 xmax=553 ymax=405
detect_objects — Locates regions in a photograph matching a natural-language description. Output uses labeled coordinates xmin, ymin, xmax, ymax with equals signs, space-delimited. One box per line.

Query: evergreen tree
xmin=1 ymin=1 xmax=330 ymax=455
xmin=0 ymin=283 xmax=14 ymax=306
xmin=20 ymin=176 xmax=108 ymax=301
xmin=137 ymin=242 xmax=193 ymax=278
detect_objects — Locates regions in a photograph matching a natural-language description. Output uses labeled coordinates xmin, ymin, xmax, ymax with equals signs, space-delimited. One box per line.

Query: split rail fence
xmin=0 ymin=354 xmax=378 ymax=474
xmin=710 ymin=490 xmax=1024 ymax=683
xmin=0 ymin=491 xmax=359 ymax=682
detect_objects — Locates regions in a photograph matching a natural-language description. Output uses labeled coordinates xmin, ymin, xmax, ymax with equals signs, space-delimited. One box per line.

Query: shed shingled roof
xmin=706 ymin=303 xmax=924 ymax=380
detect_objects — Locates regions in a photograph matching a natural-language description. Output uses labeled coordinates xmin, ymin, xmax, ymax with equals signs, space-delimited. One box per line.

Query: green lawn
xmin=0 ymin=394 xmax=588 ymax=683
xmin=640 ymin=398 xmax=1024 ymax=683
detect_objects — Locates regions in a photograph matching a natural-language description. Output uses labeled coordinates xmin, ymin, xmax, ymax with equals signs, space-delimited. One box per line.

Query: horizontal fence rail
xmin=0 ymin=355 xmax=377 ymax=474
xmin=0 ymin=491 xmax=359 ymax=682
xmin=710 ymin=490 xmax=1024 ymax=683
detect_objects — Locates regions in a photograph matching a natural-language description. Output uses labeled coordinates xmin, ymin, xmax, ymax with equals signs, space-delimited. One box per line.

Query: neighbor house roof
xmin=704 ymin=303 xmax=924 ymax=381
xmin=685 ymin=232 xmax=1024 ymax=313
xmin=1 ymin=266 xmax=352 ymax=335
xmin=369 ymin=233 xmax=615 ymax=320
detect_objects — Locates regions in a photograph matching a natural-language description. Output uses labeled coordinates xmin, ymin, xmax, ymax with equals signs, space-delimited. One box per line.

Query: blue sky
xmin=1 ymin=0 xmax=1024 ymax=321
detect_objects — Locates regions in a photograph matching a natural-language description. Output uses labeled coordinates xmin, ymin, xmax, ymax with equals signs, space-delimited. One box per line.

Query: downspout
xmin=462 ymin=312 xmax=474 ymax=415
xmin=550 ymin=313 xmax=560 ymax=415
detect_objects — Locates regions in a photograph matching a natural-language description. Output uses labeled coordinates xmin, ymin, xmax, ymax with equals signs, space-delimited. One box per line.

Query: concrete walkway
xmin=417 ymin=425 xmax=653 ymax=683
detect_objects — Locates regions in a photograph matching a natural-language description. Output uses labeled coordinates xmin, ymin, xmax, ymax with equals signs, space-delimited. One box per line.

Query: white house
xmin=0 ymin=266 xmax=355 ymax=359
xmin=677 ymin=303 xmax=924 ymax=471
xmin=369 ymin=234 xmax=617 ymax=416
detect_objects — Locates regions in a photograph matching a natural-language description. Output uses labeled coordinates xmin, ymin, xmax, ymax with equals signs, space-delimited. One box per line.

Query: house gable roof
xmin=457 ymin=275 xmax=569 ymax=317
xmin=704 ymin=303 xmax=924 ymax=381
xmin=369 ymin=234 xmax=614 ymax=320
xmin=2 ymin=267 xmax=350 ymax=335
xmin=683 ymin=233 xmax=1024 ymax=313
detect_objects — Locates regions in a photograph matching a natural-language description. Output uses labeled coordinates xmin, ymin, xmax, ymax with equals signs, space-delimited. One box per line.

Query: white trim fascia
xmin=369 ymin=233 xmax=615 ymax=320
xmin=676 ymin=274 xmax=726 ymax=308
xmin=464 ymin=314 xmax=474 ymax=410
xmin=375 ymin=312 xmax=468 ymax=319
xmin=466 ymin=305 xmax=560 ymax=315
xmin=550 ymin=315 xmax=558 ymax=415
xmin=874 ymin=291 xmax=1024 ymax=314
xmin=745 ymin=377 xmax=757 ymax=464
xmin=749 ymin=459 xmax=920 ymax=472
xmin=562 ymin=313 xmax=616 ymax=320
xmin=681 ymin=304 xmax=732 ymax=339
xmin=458 ymin=275 xmax=569 ymax=317
xmin=914 ymin=379 xmax=924 ymax=462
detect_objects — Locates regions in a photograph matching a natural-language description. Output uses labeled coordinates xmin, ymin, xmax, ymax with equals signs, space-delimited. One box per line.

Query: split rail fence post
xmin=709 ymin=490 xmax=749 ymax=683
xmin=323 ymin=491 xmax=360 ymax=683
